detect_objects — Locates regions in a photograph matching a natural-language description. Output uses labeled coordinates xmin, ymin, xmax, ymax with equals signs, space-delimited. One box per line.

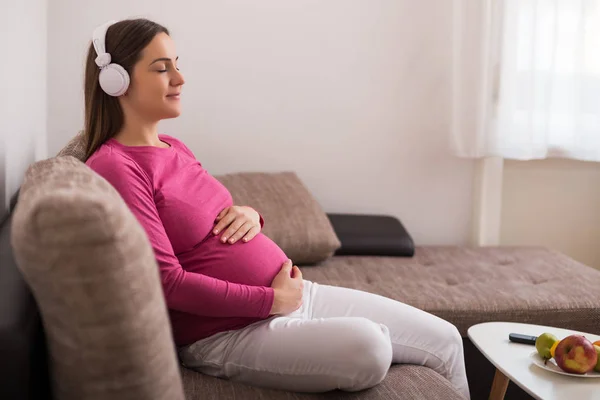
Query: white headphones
xmin=92 ymin=20 xmax=130 ymax=97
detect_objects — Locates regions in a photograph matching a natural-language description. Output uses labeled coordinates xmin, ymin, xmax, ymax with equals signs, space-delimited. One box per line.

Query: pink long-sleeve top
xmin=86 ymin=134 xmax=287 ymax=346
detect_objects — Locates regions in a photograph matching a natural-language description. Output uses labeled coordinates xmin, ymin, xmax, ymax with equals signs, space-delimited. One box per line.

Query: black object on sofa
xmin=0 ymin=212 xmax=51 ymax=400
xmin=327 ymin=214 xmax=415 ymax=257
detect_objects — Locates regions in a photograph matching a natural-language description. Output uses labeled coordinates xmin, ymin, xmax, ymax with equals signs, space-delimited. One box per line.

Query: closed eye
xmin=157 ymin=67 xmax=180 ymax=73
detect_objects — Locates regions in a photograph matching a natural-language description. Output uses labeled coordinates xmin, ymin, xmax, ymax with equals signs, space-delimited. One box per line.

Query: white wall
xmin=501 ymin=159 xmax=600 ymax=270
xmin=47 ymin=0 xmax=476 ymax=245
xmin=0 ymin=0 xmax=48 ymax=216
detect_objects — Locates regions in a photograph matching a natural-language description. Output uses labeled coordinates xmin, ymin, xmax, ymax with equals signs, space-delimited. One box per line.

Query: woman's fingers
xmin=221 ymin=216 xmax=247 ymax=243
xmin=226 ymin=221 xmax=254 ymax=244
xmin=213 ymin=209 xmax=235 ymax=234
xmin=214 ymin=207 xmax=230 ymax=223
xmin=292 ymin=265 xmax=303 ymax=280
xmin=241 ymin=226 xmax=261 ymax=243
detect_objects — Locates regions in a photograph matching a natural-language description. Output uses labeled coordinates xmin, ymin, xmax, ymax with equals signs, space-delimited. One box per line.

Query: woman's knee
xmin=430 ymin=320 xmax=464 ymax=376
xmin=423 ymin=315 xmax=462 ymax=346
xmin=343 ymin=318 xmax=393 ymax=391
xmin=439 ymin=321 xmax=463 ymax=353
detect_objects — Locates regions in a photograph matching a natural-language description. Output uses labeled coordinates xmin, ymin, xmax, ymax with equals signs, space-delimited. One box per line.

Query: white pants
xmin=178 ymin=280 xmax=470 ymax=399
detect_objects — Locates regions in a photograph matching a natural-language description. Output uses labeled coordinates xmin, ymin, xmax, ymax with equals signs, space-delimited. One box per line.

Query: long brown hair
xmin=83 ymin=18 xmax=169 ymax=161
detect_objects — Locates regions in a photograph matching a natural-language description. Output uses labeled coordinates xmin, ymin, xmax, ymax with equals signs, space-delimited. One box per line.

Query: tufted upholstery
xmin=300 ymin=246 xmax=600 ymax=336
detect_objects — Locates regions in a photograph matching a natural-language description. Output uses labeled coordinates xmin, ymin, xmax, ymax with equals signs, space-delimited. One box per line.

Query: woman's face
xmin=121 ymin=32 xmax=185 ymax=121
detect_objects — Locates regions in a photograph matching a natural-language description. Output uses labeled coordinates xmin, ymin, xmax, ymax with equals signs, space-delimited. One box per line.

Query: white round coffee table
xmin=468 ymin=322 xmax=600 ymax=400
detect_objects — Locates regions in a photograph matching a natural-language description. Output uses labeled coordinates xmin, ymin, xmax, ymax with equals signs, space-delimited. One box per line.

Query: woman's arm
xmin=88 ymin=154 xmax=274 ymax=318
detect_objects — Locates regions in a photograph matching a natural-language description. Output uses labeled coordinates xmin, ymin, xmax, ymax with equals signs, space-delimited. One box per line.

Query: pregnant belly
xmin=177 ymin=232 xmax=289 ymax=287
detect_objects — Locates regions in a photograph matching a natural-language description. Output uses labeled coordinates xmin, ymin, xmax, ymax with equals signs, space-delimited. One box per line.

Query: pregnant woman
xmin=84 ymin=18 xmax=470 ymax=399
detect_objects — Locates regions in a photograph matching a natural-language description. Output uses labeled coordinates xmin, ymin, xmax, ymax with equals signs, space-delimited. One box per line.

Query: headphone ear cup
xmin=98 ymin=63 xmax=130 ymax=97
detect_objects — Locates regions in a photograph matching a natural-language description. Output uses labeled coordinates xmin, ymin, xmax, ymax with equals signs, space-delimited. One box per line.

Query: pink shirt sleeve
xmin=88 ymin=154 xmax=274 ymax=318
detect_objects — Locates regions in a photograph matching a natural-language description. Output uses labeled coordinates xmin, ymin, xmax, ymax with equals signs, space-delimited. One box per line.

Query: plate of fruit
xmin=530 ymin=333 xmax=600 ymax=377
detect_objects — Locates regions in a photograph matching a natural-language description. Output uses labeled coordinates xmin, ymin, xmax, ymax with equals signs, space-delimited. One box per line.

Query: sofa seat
xmin=179 ymin=246 xmax=600 ymax=400
xmin=300 ymin=246 xmax=600 ymax=336
xmin=180 ymin=363 xmax=466 ymax=400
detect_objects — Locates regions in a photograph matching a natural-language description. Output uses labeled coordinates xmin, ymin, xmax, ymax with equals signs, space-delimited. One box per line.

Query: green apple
xmin=594 ymin=345 xmax=600 ymax=373
xmin=536 ymin=332 xmax=559 ymax=359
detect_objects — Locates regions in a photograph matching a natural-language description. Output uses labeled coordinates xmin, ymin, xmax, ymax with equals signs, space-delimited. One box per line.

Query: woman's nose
xmin=172 ymin=70 xmax=185 ymax=86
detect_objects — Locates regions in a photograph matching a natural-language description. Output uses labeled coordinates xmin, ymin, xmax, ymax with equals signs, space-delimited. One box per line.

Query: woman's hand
xmin=270 ymin=259 xmax=304 ymax=315
xmin=213 ymin=205 xmax=261 ymax=244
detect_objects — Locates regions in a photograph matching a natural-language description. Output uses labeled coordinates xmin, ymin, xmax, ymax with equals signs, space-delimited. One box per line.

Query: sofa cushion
xmin=215 ymin=172 xmax=341 ymax=265
xmin=300 ymin=246 xmax=600 ymax=337
xmin=180 ymin=363 xmax=466 ymax=400
xmin=327 ymin=214 xmax=415 ymax=257
xmin=57 ymin=131 xmax=87 ymax=161
xmin=10 ymin=156 xmax=184 ymax=400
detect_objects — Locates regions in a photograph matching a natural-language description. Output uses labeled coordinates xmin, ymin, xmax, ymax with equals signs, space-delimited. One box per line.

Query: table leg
xmin=488 ymin=368 xmax=509 ymax=400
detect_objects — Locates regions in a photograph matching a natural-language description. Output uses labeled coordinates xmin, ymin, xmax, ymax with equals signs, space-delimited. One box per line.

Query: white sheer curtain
xmin=452 ymin=0 xmax=600 ymax=161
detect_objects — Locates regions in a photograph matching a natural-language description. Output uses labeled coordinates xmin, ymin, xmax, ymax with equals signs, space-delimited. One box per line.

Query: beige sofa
xmin=4 ymin=135 xmax=600 ymax=400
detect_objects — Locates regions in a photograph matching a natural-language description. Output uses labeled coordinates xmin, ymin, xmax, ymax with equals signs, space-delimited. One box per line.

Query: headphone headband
xmin=92 ymin=20 xmax=117 ymax=68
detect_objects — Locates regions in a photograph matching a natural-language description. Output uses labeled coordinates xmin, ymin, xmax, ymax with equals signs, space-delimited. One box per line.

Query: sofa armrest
xmin=326 ymin=213 xmax=415 ymax=257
